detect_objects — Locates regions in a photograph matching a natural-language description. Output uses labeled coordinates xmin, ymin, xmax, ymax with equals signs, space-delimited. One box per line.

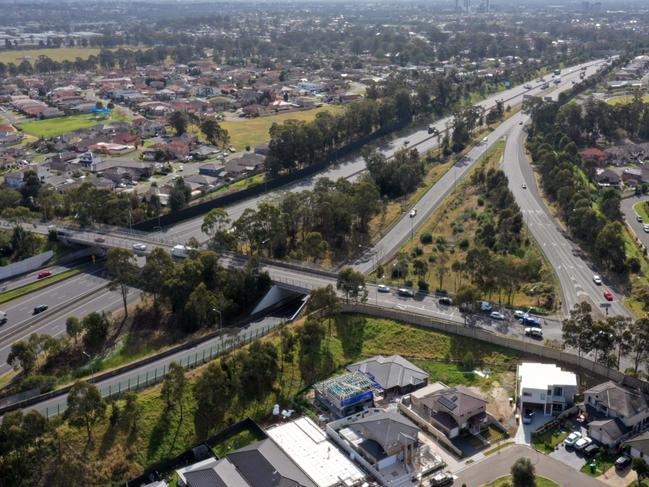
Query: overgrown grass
xmin=18 ymin=110 xmax=131 ymax=138
xmin=0 ymin=267 xmax=82 ymax=305
xmin=221 ymin=105 xmax=344 ymax=150
xmin=0 ymin=47 xmax=101 ymax=64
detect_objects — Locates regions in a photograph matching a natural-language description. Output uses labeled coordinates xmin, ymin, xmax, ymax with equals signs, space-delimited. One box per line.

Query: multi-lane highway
xmin=503 ymin=114 xmax=630 ymax=317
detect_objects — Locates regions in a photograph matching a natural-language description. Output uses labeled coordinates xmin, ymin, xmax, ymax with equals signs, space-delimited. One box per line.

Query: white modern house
xmin=517 ymin=363 xmax=578 ymax=415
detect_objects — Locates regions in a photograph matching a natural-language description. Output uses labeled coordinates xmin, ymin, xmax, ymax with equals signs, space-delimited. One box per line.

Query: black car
xmin=583 ymin=443 xmax=600 ymax=458
xmin=33 ymin=304 xmax=48 ymax=315
xmin=398 ymin=288 xmax=415 ymax=298
xmin=615 ymin=455 xmax=631 ymax=469
xmin=438 ymin=297 xmax=453 ymax=306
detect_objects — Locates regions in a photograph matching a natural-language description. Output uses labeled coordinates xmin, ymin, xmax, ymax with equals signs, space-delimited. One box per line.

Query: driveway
xmin=549 ymin=442 xmax=588 ymax=471
xmin=514 ymin=412 xmax=553 ymax=445
xmin=599 ymin=465 xmax=636 ymax=487
xmin=454 ymin=445 xmax=608 ymax=487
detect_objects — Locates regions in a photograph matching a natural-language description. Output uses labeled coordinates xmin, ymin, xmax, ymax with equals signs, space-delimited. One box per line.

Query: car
xmin=409 ymin=208 xmax=417 ymax=218
xmin=490 ymin=311 xmax=505 ymax=320
xmin=644 ymin=224 xmax=649 ymax=233
xmin=37 ymin=270 xmax=52 ymax=279
xmin=94 ymin=236 xmax=105 ymax=243
xmin=403 ymin=140 xmax=410 ymax=146
xmin=33 ymin=304 xmax=48 ymax=315
xmin=574 ymin=437 xmax=593 ymax=451
xmin=514 ymin=310 xmax=525 ymax=319
xmin=519 ymin=121 xmax=523 ymax=125
xmin=637 ymin=215 xmax=644 ymax=222
xmin=178 ymin=164 xmax=184 ymax=171
xmin=132 ymin=243 xmax=147 ymax=252
xmin=480 ymin=301 xmax=493 ymax=312
xmin=615 ymin=455 xmax=632 ymax=470
xmin=583 ymin=443 xmax=600 ymax=458
xmin=377 ymin=284 xmax=390 ymax=293
xmin=524 ymin=327 xmax=543 ymax=339
xmin=524 ymin=84 xmax=532 ymax=89
xmin=522 ymin=409 xmax=534 ymax=424
xmin=398 ymin=288 xmax=415 ymax=298
xmin=521 ymin=183 xmax=527 ymax=189
xmin=604 ymin=290 xmax=613 ymax=301
xmin=481 ymin=136 xmax=488 ymax=144
xmin=429 ymin=472 xmax=453 ymax=486
xmin=439 ymin=296 xmax=453 ymax=306
xmin=593 ymin=274 xmax=602 ymax=285
xmin=564 ymin=431 xmax=582 ymax=447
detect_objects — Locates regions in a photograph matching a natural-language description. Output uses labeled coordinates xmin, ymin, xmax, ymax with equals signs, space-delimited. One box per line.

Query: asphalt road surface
xmin=622 ymin=194 xmax=649 ymax=248
xmin=502 ymin=114 xmax=630 ymax=317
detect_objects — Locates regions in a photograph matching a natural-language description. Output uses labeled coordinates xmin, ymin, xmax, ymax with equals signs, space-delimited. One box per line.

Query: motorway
xmin=503 ymin=113 xmax=630 ymax=317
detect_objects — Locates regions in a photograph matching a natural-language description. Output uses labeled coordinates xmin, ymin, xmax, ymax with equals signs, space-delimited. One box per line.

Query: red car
xmin=604 ymin=290 xmax=614 ymax=301
xmin=37 ymin=270 xmax=52 ymax=279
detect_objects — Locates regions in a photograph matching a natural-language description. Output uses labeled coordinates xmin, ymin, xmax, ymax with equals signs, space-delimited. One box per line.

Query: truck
xmin=554 ymin=69 xmax=561 ymax=76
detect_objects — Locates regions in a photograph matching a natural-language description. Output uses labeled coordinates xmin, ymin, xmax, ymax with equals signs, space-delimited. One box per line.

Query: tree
xmin=66 ymin=316 xmax=82 ymax=345
xmin=169 ymin=177 xmax=191 ymax=211
xmin=194 ymin=362 xmax=233 ymax=436
xmin=510 ymin=457 xmax=535 ymax=487
xmin=161 ymin=361 xmax=188 ymax=437
xmin=562 ymin=301 xmax=594 ymax=357
xmin=595 ymin=221 xmax=626 ymax=271
xmin=336 ymin=267 xmax=367 ymax=303
xmin=121 ymin=392 xmax=142 ymax=437
xmin=140 ymin=248 xmax=174 ymax=310
xmin=200 ymin=118 xmax=230 ymax=147
xmin=298 ymin=316 xmax=326 ymax=384
xmin=240 ymin=341 xmax=279 ymax=404
xmin=302 ymin=231 xmax=329 ymax=262
xmin=169 ymin=110 xmax=188 ymax=135
xmin=307 ymin=285 xmax=340 ymax=334
xmin=106 ymin=248 xmax=138 ymax=320
xmin=629 ymin=318 xmax=649 ymax=372
xmin=633 ymin=457 xmax=649 ymax=484
xmin=81 ymin=312 xmax=109 ymax=350
xmin=65 ymin=381 xmax=106 ymax=447
xmin=202 ymin=208 xmax=233 ymax=251
xmin=183 ymin=282 xmax=221 ymax=332
xmin=7 ymin=340 xmax=37 ymax=374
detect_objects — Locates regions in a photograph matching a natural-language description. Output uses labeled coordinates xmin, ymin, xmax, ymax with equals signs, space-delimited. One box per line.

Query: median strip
xmin=0 ymin=267 xmax=85 ymax=306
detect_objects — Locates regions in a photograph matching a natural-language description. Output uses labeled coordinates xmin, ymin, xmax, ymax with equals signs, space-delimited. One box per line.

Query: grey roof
xmin=589 ymin=418 xmax=628 ymax=442
xmin=585 ymin=381 xmax=649 ymax=418
xmin=625 ymin=430 xmax=649 ymax=455
xmin=347 ymin=355 xmax=429 ymax=391
xmin=418 ymin=383 xmax=487 ymax=418
xmin=186 ymin=468 xmax=228 ymax=487
xmin=349 ymin=411 xmax=419 ymax=451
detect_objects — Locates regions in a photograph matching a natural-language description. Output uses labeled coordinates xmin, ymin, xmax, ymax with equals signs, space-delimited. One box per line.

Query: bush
xmin=420 ymin=233 xmax=433 ymax=245
xmin=462 ymin=351 xmax=475 ymax=370
xmin=18 ymin=374 xmax=56 ymax=393
xmin=405 ymin=280 xmax=414 ymax=288
xmin=418 ymin=279 xmax=429 ymax=292
xmin=412 ymin=246 xmax=423 ymax=257
xmin=627 ymin=257 xmax=641 ymax=273
xmin=458 ymin=238 xmax=470 ymax=251
xmin=477 ymin=197 xmax=484 ymax=206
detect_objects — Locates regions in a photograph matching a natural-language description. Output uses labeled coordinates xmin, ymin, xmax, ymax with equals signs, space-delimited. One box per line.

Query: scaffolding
xmin=315 ymin=371 xmax=380 ymax=409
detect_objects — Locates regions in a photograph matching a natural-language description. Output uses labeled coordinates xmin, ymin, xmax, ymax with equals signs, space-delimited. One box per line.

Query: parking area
xmin=550 ymin=441 xmax=590 ymax=470
xmin=515 ymin=409 xmax=553 ymax=445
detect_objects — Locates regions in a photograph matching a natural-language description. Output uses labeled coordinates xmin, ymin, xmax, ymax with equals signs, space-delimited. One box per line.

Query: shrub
xmin=458 ymin=238 xmax=470 ymax=251
xmin=420 ymin=233 xmax=433 ymax=245
xmin=18 ymin=374 xmax=56 ymax=393
xmin=412 ymin=246 xmax=423 ymax=257
xmin=405 ymin=280 xmax=414 ymax=288
xmin=418 ymin=279 xmax=429 ymax=292
xmin=477 ymin=197 xmax=484 ymax=206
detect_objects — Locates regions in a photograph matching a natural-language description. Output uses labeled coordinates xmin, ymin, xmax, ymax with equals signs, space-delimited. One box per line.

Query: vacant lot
xmin=18 ymin=110 xmax=131 ymax=138
xmin=0 ymin=47 xmax=101 ymax=64
xmin=221 ymin=105 xmax=344 ymax=150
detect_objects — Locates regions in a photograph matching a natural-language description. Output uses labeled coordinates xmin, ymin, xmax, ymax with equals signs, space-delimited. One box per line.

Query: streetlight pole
xmin=82 ymin=351 xmax=93 ymax=376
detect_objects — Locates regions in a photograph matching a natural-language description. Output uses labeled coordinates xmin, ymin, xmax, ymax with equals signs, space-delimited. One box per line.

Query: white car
xmin=480 ymin=301 xmax=493 ymax=312
xmin=514 ymin=310 xmax=525 ymax=319
xmin=564 ymin=431 xmax=582 ymax=447
xmin=593 ymin=274 xmax=602 ymax=285
xmin=409 ymin=209 xmax=417 ymax=218
xmin=574 ymin=437 xmax=593 ymax=451
xmin=178 ymin=164 xmax=184 ymax=171
xmin=644 ymin=224 xmax=649 ymax=233
xmin=490 ymin=311 xmax=505 ymax=320
xmin=132 ymin=243 xmax=147 ymax=252
xmin=524 ymin=327 xmax=543 ymax=339
xmin=377 ymin=284 xmax=390 ymax=293
xmin=521 ymin=183 xmax=527 ymax=189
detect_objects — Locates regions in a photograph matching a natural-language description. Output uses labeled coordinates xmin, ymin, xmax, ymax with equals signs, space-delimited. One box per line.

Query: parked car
xmin=637 ymin=215 xmax=643 ymax=222
xmin=429 ymin=472 xmax=453 ymax=486
xmin=132 ymin=243 xmax=147 ymax=252
xmin=480 ymin=301 xmax=493 ymax=312
xmin=593 ymin=274 xmax=602 ymax=285
xmin=615 ymin=455 xmax=631 ymax=470
xmin=409 ymin=208 xmax=417 ymax=218
xmin=604 ymin=290 xmax=613 ymax=301
xmin=514 ymin=310 xmax=525 ymax=319
xmin=33 ymin=304 xmax=48 ymax=315
xmin=564 ymin=431 xmax=582 ymax=447
xmin=37 ymin=270 xmax=52 ymax=279
xmin=583 ymin=443 xmax=600 ymax=458
xmin=398 ymin=288 xmax=415 ymax=298
xmin=522 ymin=409 xmax=534 ymax=424
xmin=524 ymin=327 xmax=543 ymax=339
xmin=377 ymin=284 xmax=390 ymax=293
xmin=644 ymin=224 xmax=649 ymax=233
xmin=490 ymin=311 xmax=505 ymax=320
xmin=574 ymin=437 xmax=593 ymax=451
xmin=438 ymin=296 xmax=453 ymax=306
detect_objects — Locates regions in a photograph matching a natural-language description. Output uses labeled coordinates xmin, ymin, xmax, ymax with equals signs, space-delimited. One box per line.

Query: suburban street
xmin=622 ymin=194 xmax=649 ymax=248
xmin=502 ymin=114 xmax=631 ymax=317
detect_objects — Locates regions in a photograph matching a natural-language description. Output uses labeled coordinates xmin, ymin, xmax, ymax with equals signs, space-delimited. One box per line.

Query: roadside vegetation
xmin=382 ymin=142 xmax=556 ymax=309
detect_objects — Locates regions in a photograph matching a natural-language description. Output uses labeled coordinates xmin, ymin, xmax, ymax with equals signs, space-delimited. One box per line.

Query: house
xmin=409 ymin=381 xmax=488 ymax=439
xmin=184 ymin=174 xmax=219 ymax=189
xmin=517 ymin=362 xmax=577 ymax=415
xmin=622 ymin=167 xmax=649 ymax=186
xmin=190 ymin=144 xmax=219 ymax=161
xmin=5 ymin=171 xmax=25 ymax=189
xmin=625 ymin=430 xmax=649 ymax=459
xmin=176 ymin=438 xmax=317 ymax=487
xmin=581 ymin=148 xmax=609 ymax=167
xmin=594 ymin=168 xmax=621 ymax=187
xmin=584 ymin=380 xmax=649 ymax=447
xmin=198 ymin=162 xmax=225 ymax=178
xmin=314 ymin=371 xmax=380 ymax=418
xmin=346 ymin=355 xmax=428 ymax=397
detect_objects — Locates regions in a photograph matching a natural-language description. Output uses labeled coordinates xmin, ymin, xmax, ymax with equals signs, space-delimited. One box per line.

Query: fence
xmin=342 ymin=303 xmax=649 ymax=394
xmin=41 ymin=323 xmax=277 ymax=419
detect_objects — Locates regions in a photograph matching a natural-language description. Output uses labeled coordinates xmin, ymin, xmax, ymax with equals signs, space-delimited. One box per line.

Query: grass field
xmin=0 ymin=267 xmax=82 ymax=305
xmin=52 ymin=314 xmax=519 ymax=478
xmin=607 ymin=94 xmax=649 ymax=106
xmin=483 ymin=476 xmax=560 ymax=487
xmin=0 ymin=47 xmax=101 ymax=64
xmin=18 ymin=110 xmax=131 ymax=138
xmin=221 ymin=105 xmax=344 ymax=150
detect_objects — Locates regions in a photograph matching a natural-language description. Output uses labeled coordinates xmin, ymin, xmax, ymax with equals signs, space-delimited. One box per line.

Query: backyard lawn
xmin=18 ymin=110 xmax=131 ymax=138
xmin=0 ymin=47 xmax=101 ymax=64
xmin=221 ymin=105 xmax=344 ymax=150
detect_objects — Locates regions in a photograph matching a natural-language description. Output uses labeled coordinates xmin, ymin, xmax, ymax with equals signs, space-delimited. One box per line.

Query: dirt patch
xmin=470 ymin=372 xmax=517 ymax=434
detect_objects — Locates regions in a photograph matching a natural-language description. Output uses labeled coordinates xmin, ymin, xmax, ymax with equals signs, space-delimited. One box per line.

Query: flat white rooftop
xmin=518 ymin=362 xmax=577 ymax=391
xmin=267 ymin=416 xmax=366 ymax=487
